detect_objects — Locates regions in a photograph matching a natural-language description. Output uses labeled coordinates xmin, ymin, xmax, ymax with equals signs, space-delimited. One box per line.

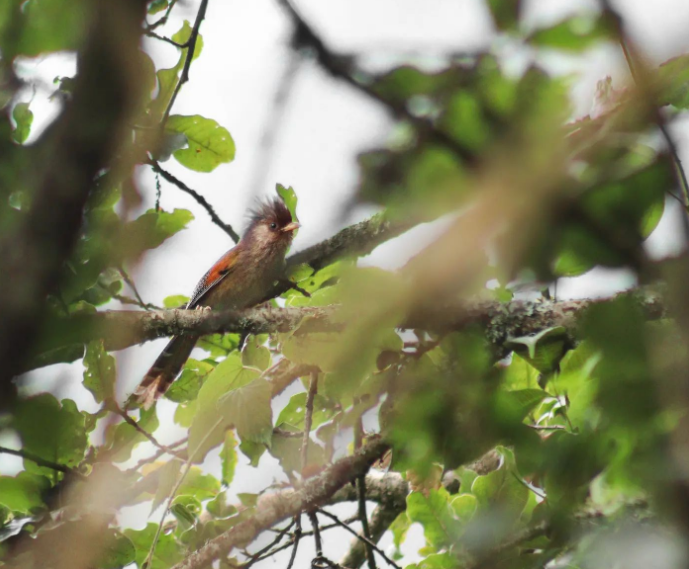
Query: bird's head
xmin=244 ymin=197 xmax=300 ymax=251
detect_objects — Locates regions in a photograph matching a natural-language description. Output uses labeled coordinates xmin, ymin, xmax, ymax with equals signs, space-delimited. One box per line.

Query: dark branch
xmin=274 ymin=0 xmax=476 ymax=166
xmin=0 ymin=446 xmax=87 ymax=481
xmin=149 ymin=159 xmax=240 ymax=242
xmin=169 ymin=438 xmax=389 ymax=569
xmin=160 ymin=0 xmax=209 ymax=129
xmin=316 ymin=508 xmax=401 ymax=569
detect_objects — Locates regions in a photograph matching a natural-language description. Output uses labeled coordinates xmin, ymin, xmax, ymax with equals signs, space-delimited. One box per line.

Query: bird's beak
xmin=282 ymin=222 xmax=300 ymax=233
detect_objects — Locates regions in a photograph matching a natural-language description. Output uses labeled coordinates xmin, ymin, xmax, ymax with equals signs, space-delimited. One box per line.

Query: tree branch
xmin=169 ymin=438 xmax=389 ymax=569
xmin=35 ymin=287 xmax=668 ymax=358
xmin=149 ymin=159 xmax=240 ymax=242
xmin=160 ymin=0 xmax=209 ymax=129
xmin=0 ymin=446 xmax=86 ymax=481
xmin=0 ymin=0 xmax=148 ymax=409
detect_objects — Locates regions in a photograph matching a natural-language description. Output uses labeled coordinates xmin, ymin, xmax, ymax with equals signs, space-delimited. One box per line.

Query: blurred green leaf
xmin=166 ymin=115 xmax=235 ymax=172
xmin=11 ymin=103 xmax=33 ymax=144
xmin=83 ymin=340 xmax=116 ymax=404
xmin=16 ymin=0 xmax=88 ymax=56
xmin=528 ymin=15 xmax=611 ymax=52
xmin=0 ymin=473 xmax=49 ymax=514
xmin=487 ymin=0 xmax=522 ymax=31
xmin=166 ymin=358 xmax=214 ymax=403
xmin=98 ymin=531 xmax=137 ymax=569
xmin=13 ymin=395 xmax=87 ymax=479
xmin=407 ymin=488 xmax=459 ymax=549
xmin=148 ymin=0 xmax=169 ymax=15
xmin=120 ymin=208 xmax=194 ymax=261
xmin=188 ymin=354 xmax=267 ymax=461
xmin=125 ymin=523 xmax=183 ymax=569
xmin=220 ymin=430 xmax=238 ymax=486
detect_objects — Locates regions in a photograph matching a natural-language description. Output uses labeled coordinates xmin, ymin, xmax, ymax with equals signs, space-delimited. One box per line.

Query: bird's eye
xmin=269 ymin=222 xmax=277 ymax=230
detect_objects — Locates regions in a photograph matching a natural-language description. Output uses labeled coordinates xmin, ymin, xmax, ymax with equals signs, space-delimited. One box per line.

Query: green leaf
xmin=166 ymin=115 xmax=235 ymax=172
xmin=0 ymin=472 xmax=49 ymax=513
xmin=658 ymin=54 xmax=689 ymax=109
xmin=120 ymin=208 xmax=194 ymax=261
xmin=528 ymin=15 xmax=611 ymax=52
xmin=242 ymin=336 xmax=271 ymax=371
xmin=125 ymin=523 xmax=183 ymax=569
xmin=207 ymin=491 xmax=238 ymax=519
xmin=98 ymin=531 xmax=137 ymax=569
xmin=239 ymin=440 xmax=266 ymax=466
xmin=177 ymin=467 xmax=221 ymax=500
xmin=495 ymin=388 xmax=548 ymax=423
xmin=166 ymin=359 xmax=214 ymax=403
xmin=276 ymin=393 xmax=336 ymax=430
xmin=276 ymin=184 xmax=299 ymax=222
xmin=163 ymin=294 xmax=190 ymax=308
xmin=471 ymin=448 xmax=529 ymax=519
xmin=16 ymin=0 xmax=88 ymax=56
xmin=13 ymin=395 xmax=87 ymax=479
xmin=506 ymin=326 xmax=569 ymax=373
xmin=188 ymin=354 xmax=262 ymax=461
xmin=150 ymin=460 xmax=182 ymax=514
xmin=450 ymin=493 xmax=477 ymax=523
xmin=389 ymin=511 xmax=411 ymax=555
xmin=148 ymin=0 xmax=169 ymax=15
xmin=219 ymin=376 xmax=273 ymax=446
xmin=83 ymin=340 xmax=116 ymax=404
xmin=221 ymin=430 xmax=238 ymax=486
xmin=11 ymin=103 xmax=33 ymax=144
xmin=406 ymin=488 xmax=459 ymax=549
xmin=148 ymin=20 xmax=204 ymax=121
xmin=487 ymin=0 xmax=522 ymax=31
xmin=104 ymin=407 xmax=159 ymax=462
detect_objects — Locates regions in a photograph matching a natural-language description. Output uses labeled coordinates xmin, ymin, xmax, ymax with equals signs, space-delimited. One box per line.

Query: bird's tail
xmin=131 ymin=335 xmax=198 ymax=409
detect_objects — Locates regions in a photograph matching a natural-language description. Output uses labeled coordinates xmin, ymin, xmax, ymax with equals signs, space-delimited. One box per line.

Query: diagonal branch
xmin=169 ymin=438 xmax=389 ymax=569
xmin=149 ymin=159 xmax=240 ymax=242
xmin=160 ymin=0 xmax=210 ymax=129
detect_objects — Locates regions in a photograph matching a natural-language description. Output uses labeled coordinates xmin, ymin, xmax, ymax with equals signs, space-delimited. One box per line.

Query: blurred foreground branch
xmin=0 ymin=0 xmax=147 ymax=408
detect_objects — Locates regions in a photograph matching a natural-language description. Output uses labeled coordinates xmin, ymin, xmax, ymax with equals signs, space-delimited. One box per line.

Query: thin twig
xmin=316 ymin=508 xmax=401 ymax=569
xmin=127 ymin=437 xmax=188 ymax=474
xmin=286 ymin=515 xmax=302 ymax=569
xmin=600 ymin=0 xmax=689 ymax=218
xmin=160 ymin=0 xmax=210 ymax=129
xmin=243 ymin=520 xmax=295 ymax=568
xmin=118 ymin=265 xmax=153 ymax=311
xmin=309 ymin=511 xmax=323 ymax=557
xmin=111 ymin=406 xmax=185 ymax=459
xmin=527 ymin=424 xmax=566 ymax=431
xmin=354 ymin=411 xmax=376 ymax=569
xmin=301 ymin=372 xmax=318 ymax=475
xmin=143 ymin=417 xmax=223 ymax=568
xmin=148 ymin=159 xmax=240 ymax=242
xmin=0 ymin=446 xmax=87 ymax=481
xmin=275 ymin=0 xmax=476 ymax=166
xmin=145 ymin=0 xmax=179 ymax=31
xmin=145 ymin=30 xmax=187 ymax=48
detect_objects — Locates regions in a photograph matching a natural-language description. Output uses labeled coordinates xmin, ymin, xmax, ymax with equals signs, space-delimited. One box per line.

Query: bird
xmin=131 ymin=196 xmax=300 ymax=409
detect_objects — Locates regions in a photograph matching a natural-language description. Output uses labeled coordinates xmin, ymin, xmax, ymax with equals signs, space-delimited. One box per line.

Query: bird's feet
xmin=194 ymin=305 xmax=212 ymax=312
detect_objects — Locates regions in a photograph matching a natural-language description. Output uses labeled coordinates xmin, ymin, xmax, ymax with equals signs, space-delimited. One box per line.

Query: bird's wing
xmin=187 ymin=246 xmax=241 ymax=308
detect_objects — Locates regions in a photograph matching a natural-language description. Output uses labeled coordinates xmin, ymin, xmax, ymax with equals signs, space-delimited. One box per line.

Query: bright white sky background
xmin=5 ymin=0 xmax=689 ymax=566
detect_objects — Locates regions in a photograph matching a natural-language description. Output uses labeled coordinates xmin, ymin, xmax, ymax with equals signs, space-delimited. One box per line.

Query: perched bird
xmin=132 ymin=197 xmax=300 ymax=408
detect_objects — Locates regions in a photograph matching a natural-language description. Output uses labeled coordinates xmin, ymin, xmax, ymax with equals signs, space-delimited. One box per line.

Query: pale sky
xmin=5 ymin=0 xmax=689 ymax=565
